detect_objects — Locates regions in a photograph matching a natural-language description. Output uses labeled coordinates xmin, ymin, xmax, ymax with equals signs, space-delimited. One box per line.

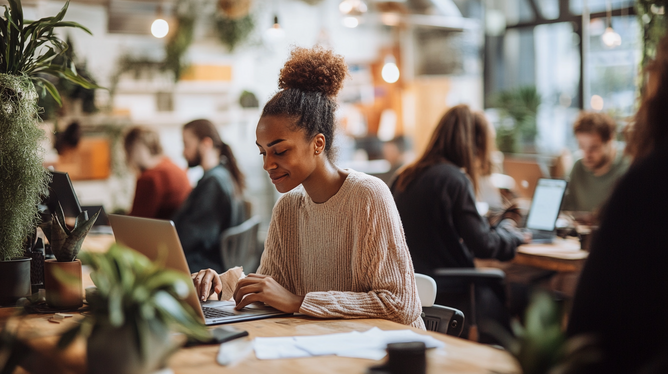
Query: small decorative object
xmin=0 ymin=0 xmax=96 ymax=305
xmin=41 ymin=204 xmax=99 ymax=309
xmin=369 ymin=342 xmax=427 ymax=374
xmin=59 ymin=245 xmax=209 ymax=374
xmin=239 ymin=90 xmax=259 ymax=108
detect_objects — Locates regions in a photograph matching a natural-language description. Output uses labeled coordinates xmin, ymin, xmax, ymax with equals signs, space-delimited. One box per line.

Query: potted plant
xmin=59 ymin=245 xmax=209 ymax=374
xmin=40 ymin=204 xmax=99 ymax=309
xmin=0 ymin=0 xmax=97 ymax=305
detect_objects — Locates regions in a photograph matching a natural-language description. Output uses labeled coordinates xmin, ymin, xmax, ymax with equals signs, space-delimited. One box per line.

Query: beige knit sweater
xmin=257 ymin=170 xmax=425 ymax=329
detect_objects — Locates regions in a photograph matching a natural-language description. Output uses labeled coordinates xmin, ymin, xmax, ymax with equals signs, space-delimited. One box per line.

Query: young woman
xmin=392 ymin=104 xmax=526 ymax=274
xmin=124 ymin=126 xmax=191 ymax=220
xmin=192 ymin=47 xmax=424 ymax=328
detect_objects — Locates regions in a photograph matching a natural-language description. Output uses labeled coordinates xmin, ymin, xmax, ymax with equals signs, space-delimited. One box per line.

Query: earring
xmin=316 ymin=150 xmax=320 ymax=154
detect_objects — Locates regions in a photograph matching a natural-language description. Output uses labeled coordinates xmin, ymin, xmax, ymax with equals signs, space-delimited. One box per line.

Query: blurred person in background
xmin=473 ymin=112 xmax=504 ymax=213
xmin=124 ymin=126 xmax=191 ymax=220
xmin=392 ymin=104 xmax=528 ymax=342
xmin=567 ymin=35 xmax=668 ymax=373
xmin=562 ymin=112 xmax=630 ymax=215
xmin=173 ymin=119 xmax=246 ymax=273
xmin=377 ymin=136 xmax=409 ymax=186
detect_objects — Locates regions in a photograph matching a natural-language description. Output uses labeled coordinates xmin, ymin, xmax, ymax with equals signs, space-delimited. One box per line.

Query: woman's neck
xmin=301 ymin=159 xmax=349 ymax=204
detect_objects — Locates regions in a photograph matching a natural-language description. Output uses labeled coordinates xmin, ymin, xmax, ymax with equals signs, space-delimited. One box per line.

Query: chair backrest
xmin=422 ymin=305 xmax=465 ymax=337
xmin=415 ymin=273 xmax=437 ymax=307
xmin=220 ymin=216 xmax=261 ymax=273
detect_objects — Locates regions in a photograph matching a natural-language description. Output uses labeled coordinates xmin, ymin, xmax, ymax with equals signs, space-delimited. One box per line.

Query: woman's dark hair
xmin=124 ymin=126 xmax=163 ymax=156
xmin=394 ymin=104 xmax=477 ymax=193
xmin=261 ymin=46 xmax=348 ymax=161
xmin=183 ymin=119 xmax=245 ymax=193
xmin=55 ymin=121 xmax=82 ymax=155
xmin=473 ymin=112 xmax=494 ymax=177
xmin=628 ymin=35 xmax=668 ymax=162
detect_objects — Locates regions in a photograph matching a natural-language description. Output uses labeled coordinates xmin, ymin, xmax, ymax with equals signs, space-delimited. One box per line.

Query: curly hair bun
xmin=278 ymin=46 xmax=348 ymax=97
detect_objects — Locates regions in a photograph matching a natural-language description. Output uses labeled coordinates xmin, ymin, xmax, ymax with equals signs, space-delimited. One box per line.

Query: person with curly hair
xmin=191 ymin=46 xmax=424 ymax=329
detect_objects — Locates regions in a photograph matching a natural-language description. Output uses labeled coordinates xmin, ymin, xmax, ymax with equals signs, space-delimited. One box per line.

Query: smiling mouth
xmin=270 ymin=174 xmax=288 ymax=184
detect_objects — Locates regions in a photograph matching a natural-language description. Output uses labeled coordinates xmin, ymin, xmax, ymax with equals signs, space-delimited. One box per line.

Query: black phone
xmin=185 ymin=326 xmax=249 ymax=347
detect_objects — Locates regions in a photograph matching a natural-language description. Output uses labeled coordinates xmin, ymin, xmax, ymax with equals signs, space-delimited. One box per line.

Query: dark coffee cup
xmin=368 ymin=341 xmax=427 ymax=374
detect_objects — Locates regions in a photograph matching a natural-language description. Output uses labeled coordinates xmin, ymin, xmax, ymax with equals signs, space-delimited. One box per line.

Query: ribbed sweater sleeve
xmin=257 ymin=172 xmax=425 ymax=329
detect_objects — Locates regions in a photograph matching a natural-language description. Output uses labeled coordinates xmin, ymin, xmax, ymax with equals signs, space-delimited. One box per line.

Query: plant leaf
xmin=33 ymin=77 xmax=62 ymax=106
xmin=57 ymin=323 xmax=82 ymax=349
xmin=52 ymin=21 xmax=92 ymax=35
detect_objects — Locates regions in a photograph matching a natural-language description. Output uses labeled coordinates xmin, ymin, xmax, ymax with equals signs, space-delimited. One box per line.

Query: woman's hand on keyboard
xmin=233 ymin=274 xmax=304 ymax=313
xmin=191 ymin=269 xmax=223 ymax=301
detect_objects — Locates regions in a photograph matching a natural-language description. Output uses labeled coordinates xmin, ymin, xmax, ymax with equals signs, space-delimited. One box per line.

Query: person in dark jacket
xmin=173 ymin=119 xmax=246 ymax=273
xmin=392 ymin=104 xmax=526 ymax=342
xmin=567 ymin=36 xmax=668 ymax=373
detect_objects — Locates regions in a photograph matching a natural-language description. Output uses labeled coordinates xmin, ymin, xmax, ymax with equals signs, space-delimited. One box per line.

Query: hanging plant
xmin=214 ymin=13 xmax=254 ymax=52
xmin=164 ymin=0 xmax=196 ymax=82
xmin=636 ymin=0 xmax=668 ymax=89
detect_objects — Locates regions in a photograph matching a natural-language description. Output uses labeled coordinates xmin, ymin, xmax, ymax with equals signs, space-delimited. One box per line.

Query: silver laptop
xmin=108 ymin=214 xmax=289 ymax=325
xmin=524 ymin=178 xmax=568 ymax=244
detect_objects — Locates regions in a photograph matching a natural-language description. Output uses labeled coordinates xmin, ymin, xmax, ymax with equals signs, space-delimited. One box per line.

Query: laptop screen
xmin=526 ymin=179 xmax=567 ymax=231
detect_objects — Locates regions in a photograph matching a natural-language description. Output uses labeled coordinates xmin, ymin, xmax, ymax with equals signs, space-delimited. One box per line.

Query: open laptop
xmin=523 ymin=178 xmax=568 ymax=243
xmin=107 ymin=214 xmax=289 ymax=325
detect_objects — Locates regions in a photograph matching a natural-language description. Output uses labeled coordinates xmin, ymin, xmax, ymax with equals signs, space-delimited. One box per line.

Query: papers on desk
xmin=253 ymin=327 xmax=445 ymax=361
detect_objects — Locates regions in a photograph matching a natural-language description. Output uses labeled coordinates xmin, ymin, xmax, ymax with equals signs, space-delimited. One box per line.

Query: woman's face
xmin=256 ymin=115 xmax=319 ymax=193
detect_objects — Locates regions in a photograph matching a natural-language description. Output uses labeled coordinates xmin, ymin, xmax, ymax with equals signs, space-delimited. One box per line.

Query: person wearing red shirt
xmin=124 ymin=126 xmax=191 ymax=220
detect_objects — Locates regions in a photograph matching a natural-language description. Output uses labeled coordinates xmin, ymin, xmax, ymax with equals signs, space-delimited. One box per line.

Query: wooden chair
xmin=220 ymin=216 xmax=262 ymax=273
xmin=415 ymin=273 xmax=465 ymax=337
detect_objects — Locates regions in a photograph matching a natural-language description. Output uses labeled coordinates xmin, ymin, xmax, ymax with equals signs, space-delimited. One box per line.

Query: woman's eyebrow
xmin=256 ymin=139 xmax=287 ymax=147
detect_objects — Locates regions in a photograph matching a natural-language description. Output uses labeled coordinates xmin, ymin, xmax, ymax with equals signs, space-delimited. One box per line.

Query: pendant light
xmin=381 ymin=54 xmax=400 ymax=84
xmin=601 ymin=0 xmax=621 ymax=48
xmin=151 ymin=3 xmax=169 ymax=38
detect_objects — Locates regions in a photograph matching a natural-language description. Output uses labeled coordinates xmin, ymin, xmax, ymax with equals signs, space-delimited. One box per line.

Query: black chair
xmin=432 ymin=268 xmax=508 ymax=343
xmin=220 ymin=216 xmax=262 ymax=273
xmin=422 ymin=305 xmax=465 ymax=337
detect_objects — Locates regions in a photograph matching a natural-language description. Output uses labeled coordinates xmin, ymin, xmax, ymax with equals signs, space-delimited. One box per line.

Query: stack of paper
xmin=253 ymin=327 xmax=446 ymax=361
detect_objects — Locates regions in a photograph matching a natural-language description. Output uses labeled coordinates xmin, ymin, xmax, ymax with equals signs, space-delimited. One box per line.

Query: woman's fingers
xmin=235 ymin=293 xmax=262 ymax=310
xmin=200 ymin=271 xmax=217 ymax=301
xmin=233 ymin=284 xmax=263 ymax=305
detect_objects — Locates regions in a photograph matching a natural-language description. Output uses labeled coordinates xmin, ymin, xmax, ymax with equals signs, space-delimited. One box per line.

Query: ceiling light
xmin=590 ymin=95 xmax=604 ymax=111
xmin=381 ymin=55 xmax=400 ymax=84
xmin=151 ymin=18 xmax=169 ymax=38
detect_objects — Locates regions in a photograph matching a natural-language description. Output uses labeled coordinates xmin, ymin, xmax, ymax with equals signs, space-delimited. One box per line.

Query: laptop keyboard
xmin=202 ymin=307 xmax=236 ymax=319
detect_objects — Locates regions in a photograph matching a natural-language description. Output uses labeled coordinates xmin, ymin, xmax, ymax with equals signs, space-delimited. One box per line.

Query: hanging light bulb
xmin=381 ymin=55 xmax=400 ymax=84
xmin=339 ymin=0 xmax=367 ymax=28
xmin=601 ymin=27 xmax=621 ymax=48
xmin=343 ymin=16 xmax=359 ymax=28
xmin=151 ymin=18 xmax=169 ymax=38
xmin=264 ymin=15 xmax=286 ymax=44
xmin=600 ymin=0 xmax=621 ymax=48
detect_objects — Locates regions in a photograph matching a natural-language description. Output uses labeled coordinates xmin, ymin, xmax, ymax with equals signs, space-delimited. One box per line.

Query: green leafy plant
xmin=164 ymin=1 xmax=196 ymax=82
xmin=215 ymin=13 xmax=254 ymax=52
xmin=637 ymin=0 xmax=668 ymax=90
xmin=486 ymin=292 xmax=601 ymax=374
xmin=40 ymin=204 xmax=100 ymax=262
xmin=0 ymin=0 xmax=99 ymax=105
xmin=490 ymin=86 xmax=541 ymax=153
xmin=58 ymin=245 xmax=209 ymax=360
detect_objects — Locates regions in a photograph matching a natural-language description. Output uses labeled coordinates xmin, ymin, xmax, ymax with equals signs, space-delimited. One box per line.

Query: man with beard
xmin=562 ymin=112 xmax=629 ymax=213
xmin=173 ymin=119 xmax=246 ymax=273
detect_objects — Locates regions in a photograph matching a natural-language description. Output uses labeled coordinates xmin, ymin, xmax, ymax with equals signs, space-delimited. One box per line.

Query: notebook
xmin=107 ymin=214 xmax=289 ymax=325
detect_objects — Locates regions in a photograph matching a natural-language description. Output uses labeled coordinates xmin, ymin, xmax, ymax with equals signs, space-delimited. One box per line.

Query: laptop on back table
xmin=523 ymin=178 xmax=568 ymax=244
xmin=108 ymin=214 xmax=289 ymax=325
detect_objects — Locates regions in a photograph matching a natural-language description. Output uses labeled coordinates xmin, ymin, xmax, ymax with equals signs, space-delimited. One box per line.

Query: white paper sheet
xmin=252 ymin=327 xmax=445 ymax=361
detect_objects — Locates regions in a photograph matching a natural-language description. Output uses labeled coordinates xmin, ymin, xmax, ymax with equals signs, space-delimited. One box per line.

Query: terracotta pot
xmin=0 ymin=257 xmax=32 ymax=305
xmin=44 ymin=259 xmax=83 ymax=309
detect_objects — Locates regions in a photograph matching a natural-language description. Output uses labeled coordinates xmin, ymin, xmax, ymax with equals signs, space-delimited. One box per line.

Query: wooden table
xmin=1 ymin=310 xmax=520 ymax=374
xmin=514 ymin=238 xmax=588 ymax=273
